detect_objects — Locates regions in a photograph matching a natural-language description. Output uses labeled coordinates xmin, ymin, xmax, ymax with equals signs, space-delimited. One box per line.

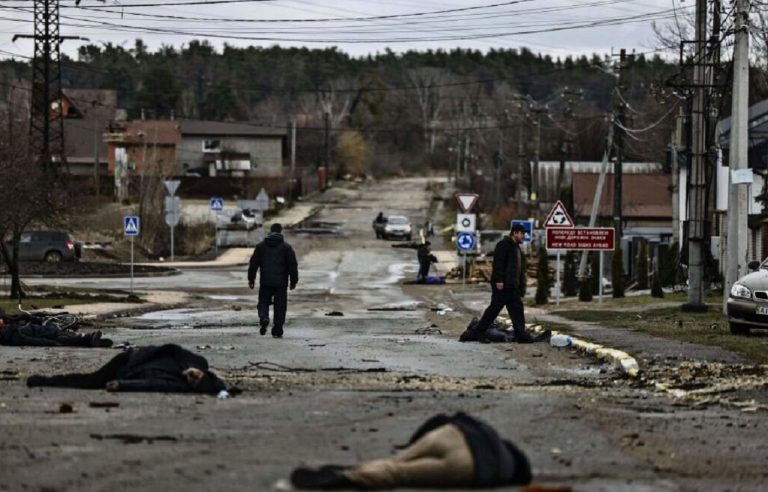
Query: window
xmin=202 ymin=139 xmax=221 ymax=153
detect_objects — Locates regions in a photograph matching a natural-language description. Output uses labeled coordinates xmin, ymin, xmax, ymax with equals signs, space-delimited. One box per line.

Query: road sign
xmin=165 ymin=211 xmax=181 ymax=227
xmin=455 ymin=193 xmax=479 ymax=213
xmin=546 ymin=227 xmax=615 ymax=251
xmin=255 ymin=188 xmax=270 ymax=211
xmin=544 ymin=200 xmax=574 ymax=228
xmin=164 ymin=180 xmax=181 ymax=196
xmin=164 ymin=196 xmax=181 ymax=213
xmin=210 ymin=197 xmax=224 ymax=211
xmin=511 ymin=219 xmax=534 ymax=243
xmin=456 ymin=213 xmax=476 ymax=233
xmin=456 ymin=232 xmax=476 ymax=252
xmin=123 ymin=216 xmax=140 ymax=236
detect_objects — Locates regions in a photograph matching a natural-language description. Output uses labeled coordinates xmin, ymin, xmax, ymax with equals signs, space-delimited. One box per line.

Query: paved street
xmin=2 ymin=178 xmax=767 ymax=492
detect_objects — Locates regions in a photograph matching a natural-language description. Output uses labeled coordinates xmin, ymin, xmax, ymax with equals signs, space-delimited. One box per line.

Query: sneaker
xmin=271 ymin=328 xmax=283 ymax=338
xmin=259 ymin=318 xmax=269 ymax=336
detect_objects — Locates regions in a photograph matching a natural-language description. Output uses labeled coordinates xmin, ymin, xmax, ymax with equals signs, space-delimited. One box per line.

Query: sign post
xmin=164 ymin=180 xmax=181 ymax=261
xmin=210 ymin=197 xmax=224 ymax=254
xmin=456 ymin=231 xmax=476 ymax=290
xmin=124 ymin=216 xmax=140 ymax=294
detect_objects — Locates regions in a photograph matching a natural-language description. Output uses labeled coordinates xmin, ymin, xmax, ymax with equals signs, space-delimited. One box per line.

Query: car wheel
xmin=44 ymin=251 xmax=63 ymax=263
xmin=729 ymin=322 xmax=750 ymax=336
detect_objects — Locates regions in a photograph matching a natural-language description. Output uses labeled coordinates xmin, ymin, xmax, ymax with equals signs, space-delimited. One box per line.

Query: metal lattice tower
xmin=14 ymin=0 xmax=69 ymax=172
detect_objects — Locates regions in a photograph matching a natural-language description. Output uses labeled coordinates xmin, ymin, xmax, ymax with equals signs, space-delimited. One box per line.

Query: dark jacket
xmin=0 ymin=322 xmax=59 ymax=346
xmin=248 ymin=232 xmax=299 ymax=288
xmin=408 ymin=412 xmax=532 ymax=487
xmin=116 ymin=344 xmax=226 ymax=394
xmin=417 ymin=244 xmax=437 ymax=264
xmin=490 ymin=236 xmax=526 ymax=289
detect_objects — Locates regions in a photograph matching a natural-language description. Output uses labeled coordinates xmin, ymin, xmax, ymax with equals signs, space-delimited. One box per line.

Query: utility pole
xmin=93 ymin=118 xmax=100 ymax=199
xmin=290 ymin=117 xmax=296 ymax=176
xmin=529 ymin=106 xmax=547 ymax=206
xmin=13 ymin=0 xmax=84 ymax=175
xmin=683 ymin=0 xmax=709 ymax=311
xmin=612 ymin=49 xmax=631 ymax=298
xmin=724 ymin=0 xmax=751 ymax=311
xmin=557 ymin=88 xmax=580 ymax=198
xmin=323 ymin=111 xmax=330 ymax=171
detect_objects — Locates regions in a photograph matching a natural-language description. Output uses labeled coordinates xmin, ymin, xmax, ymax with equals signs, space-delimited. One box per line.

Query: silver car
xmin=726 ymin=259 xmax=768 ymax=335
xmin=382 ymin=216 xmax=412 ymax=241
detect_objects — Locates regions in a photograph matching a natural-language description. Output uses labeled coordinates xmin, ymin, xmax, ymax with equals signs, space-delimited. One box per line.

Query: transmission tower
xmin=14 ymin=1 xmax=83 ymax=173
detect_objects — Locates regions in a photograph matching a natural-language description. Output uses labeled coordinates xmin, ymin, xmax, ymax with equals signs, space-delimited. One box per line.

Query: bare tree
xmin=404 ymin=68 xmax=449 ymax=155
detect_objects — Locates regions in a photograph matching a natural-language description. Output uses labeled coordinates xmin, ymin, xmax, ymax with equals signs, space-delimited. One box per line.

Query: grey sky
xmin=0 ymin=0 xmax=682 ymax=61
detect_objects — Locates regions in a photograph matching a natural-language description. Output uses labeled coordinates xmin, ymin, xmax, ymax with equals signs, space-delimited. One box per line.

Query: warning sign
xmin=544 ymin=200 xmax=574 ymax=228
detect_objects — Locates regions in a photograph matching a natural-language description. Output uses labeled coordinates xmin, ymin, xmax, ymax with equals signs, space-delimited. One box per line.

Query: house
xmin=61 ymin=89 xmax=117 ymax=179
xmin=176 ymin=120 xmax=287 ymax=177
xmin=572 ymin=171 xmax=673 ymax=278
xmin=103 ymin=120 xmax=181 ymax=200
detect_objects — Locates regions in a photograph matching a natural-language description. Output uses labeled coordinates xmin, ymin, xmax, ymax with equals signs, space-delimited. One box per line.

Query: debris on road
xmin=89 ymin=401 xmax=120 ymax=408
xmin=325 ymin=311 xmax=344 ymax=316
xmin=415 ymin=324 xmax=442 ymax=335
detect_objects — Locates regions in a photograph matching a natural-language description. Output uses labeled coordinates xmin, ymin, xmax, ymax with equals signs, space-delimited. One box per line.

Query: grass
xmin=553 ymin=306 xmax=768 ymax=363
xmin=0 ymin=297 xmax=96 ymax=315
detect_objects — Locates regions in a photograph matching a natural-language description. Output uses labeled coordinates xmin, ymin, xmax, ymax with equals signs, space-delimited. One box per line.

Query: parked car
xmin=726 ymin=258 xmax=768 ymax=334
xmin=6 ymin=231 xmax=82 ymax=263
xmin=230 ymin=209 xmax=260 ymax=230
xmin=383 ymin=216 xmax=412 ymax=241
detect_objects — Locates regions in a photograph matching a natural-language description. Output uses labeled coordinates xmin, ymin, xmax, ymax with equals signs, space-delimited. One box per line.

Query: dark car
xmin=8 ymin=231 xmax=82 ymax=263
xmin=726 ymin=258 xmax=768 ymax=334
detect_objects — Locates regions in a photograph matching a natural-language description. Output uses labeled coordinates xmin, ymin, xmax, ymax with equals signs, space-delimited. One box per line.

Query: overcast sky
xmin=0 ymin=0 xmax=684 ymax=61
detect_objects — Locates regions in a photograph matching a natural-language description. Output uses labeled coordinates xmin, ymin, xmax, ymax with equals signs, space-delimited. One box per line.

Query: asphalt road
xmin=2 ymin=178 xmax=767 ymax=492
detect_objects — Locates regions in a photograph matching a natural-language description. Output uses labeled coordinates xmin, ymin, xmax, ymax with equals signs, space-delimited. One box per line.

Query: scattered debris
xmin=250 ymin=361 xmax=387 ymax=374
xmin=59 ymin=402 xmax=74 ymax=413
xmin=89 ymin=401 xmax=120 ymax=409
xmin=325 ymin=311 xmax=344 ymax=316
xmin=415 ymin=325 xmax=442 ymax=335
xmin=90 ymin=433 xmax=178 ymax=444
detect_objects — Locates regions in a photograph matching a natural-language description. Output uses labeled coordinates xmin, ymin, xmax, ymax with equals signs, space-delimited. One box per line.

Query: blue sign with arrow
xmin=511 ymin=219 xmax=534 ymax=243
xmin=456 ymin=232 xmax=476 ymax=252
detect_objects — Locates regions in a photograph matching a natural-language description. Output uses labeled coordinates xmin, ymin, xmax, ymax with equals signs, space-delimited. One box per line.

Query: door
xmin=18 ymin=233 xmax=34 ymax=261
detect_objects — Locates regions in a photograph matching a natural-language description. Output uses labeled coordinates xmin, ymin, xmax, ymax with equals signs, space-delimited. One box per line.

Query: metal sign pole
xmin=214 ymin=212 xmax=219 ymax=254
xmin=130 ymin=236 xmax=134 ymax=295
xmin=556 ymin=251 xmax=561 ymax=306
xmin=462 ymin=253 xmax=466 ymax=290
xmin=171 ymin=225 xmax=175 ymax=261
xmin=599 ymin=251 xmax=604 ymax=303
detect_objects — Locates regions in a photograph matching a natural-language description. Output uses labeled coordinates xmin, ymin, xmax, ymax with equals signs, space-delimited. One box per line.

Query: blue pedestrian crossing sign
xmin=511 ymin=219 xmax=534 ymax=243
xmin=456 ymin=232 xmax=476 ymax=252
xmin=124 ymin=216 xmax=140 ymax=236
xmin=210 ymin=197 xmax=224 ymax=211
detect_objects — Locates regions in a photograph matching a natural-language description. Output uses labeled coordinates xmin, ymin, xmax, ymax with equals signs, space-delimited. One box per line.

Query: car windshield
xmin=388 ymin=218 xmax=408 ymax=225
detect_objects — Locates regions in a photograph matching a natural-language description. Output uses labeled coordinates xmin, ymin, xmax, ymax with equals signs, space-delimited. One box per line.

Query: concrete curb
xmin=527 ymin=324 xmax=640 ymax=378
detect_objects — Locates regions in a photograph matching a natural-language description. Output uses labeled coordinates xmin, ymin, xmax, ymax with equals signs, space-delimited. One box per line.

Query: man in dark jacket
xmin=471 ymin=223 xmax=534 ymax=343
xmin=26 ymin=344 xmax=227 ymax=395
xmin=248 ymin=223 xmax=299 ymax=338
xmin=416 ymin=241 xmax=437 ymax=281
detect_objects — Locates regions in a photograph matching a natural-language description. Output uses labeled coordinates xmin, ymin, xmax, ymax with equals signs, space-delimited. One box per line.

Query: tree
xmin=336 ymin=131 xmax=372 ymax=177
xmin=612 ymin=247 xmax=625 ymax=298
xmin=636 ymin=240 xmax=649 ymax=290
xmin=535 ymin=246 xmax=549 ymax=305
xmin=0 ymin=86 xmax=69 ymax=299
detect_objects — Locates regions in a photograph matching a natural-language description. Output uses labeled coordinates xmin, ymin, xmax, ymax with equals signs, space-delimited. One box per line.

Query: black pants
xmin=474 ymin=286 xmax=527 ymax=338
xmin=418 ymin=261 xmax=431 ymax=280
xmin=258 ymin=285 xmax=288 ymax=330
xmin=27 ymin=351 xmax=131 ymax=388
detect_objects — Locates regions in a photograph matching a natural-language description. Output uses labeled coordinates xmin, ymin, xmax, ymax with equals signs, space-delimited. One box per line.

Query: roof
xmin=179 ymin=120 xmax=287 ymax=137
xmin=120 ymin=120 xmax=182 ymax=145
xmin=534 ymin=161 xmax=663 ymax=173
xmin=572 ymin=173 xmax=672 ymax=219
xmin=719 ymin=98 xmax=768 ymax=145
xmin=62 ymin=90 xmax=117 ymax=159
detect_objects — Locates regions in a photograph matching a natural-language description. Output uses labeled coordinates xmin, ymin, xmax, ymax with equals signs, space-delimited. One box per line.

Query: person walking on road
xmin=470 ymin=223 xmax=534 ymax=343
xmin=248 ymin=223 xmax=298 ymax=338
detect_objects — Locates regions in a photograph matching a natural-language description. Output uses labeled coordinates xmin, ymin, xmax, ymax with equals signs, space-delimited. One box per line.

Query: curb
xmin=527 ymin=324 xmax=640 ymax=377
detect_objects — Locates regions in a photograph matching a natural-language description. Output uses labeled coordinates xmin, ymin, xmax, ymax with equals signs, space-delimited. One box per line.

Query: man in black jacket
xmin=416 ymin=241 xmax=437 ymax=281
xmin=471 ymin=223 xmax=534 ymax=343
xmin=248 ymin=223 xmax=299 ymax=338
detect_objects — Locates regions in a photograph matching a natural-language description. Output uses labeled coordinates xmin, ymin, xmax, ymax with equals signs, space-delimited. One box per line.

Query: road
xmin=2 ymin=178 xmax=767 ymax=492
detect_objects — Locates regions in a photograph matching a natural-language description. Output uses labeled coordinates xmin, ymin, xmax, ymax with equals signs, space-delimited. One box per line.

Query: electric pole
xmin=612 ymin=49 xmax=632 ymax=298
xmin=529 ymin=105 xmax=547 ymax=207
xmin=13 ymin=1 xmax=83 ymax=175
xmin=683 ymin=0 xmax=709 ymax=311
xmin=724 ymin=0 xmax=751 ymax=311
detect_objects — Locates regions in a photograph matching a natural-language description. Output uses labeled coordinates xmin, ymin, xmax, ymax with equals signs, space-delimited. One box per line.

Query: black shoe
xmin=533 ymin=329 xmax=552 ymax=342
xmin=290 ymin=467 xmax=352 ymax=489
xmin=259 ymin=318 xmax=269 ymax=336
xmin=90 ymin=330 xmax=103 ymax=347
xmin=271 ymin=328 xmax=283 ymax=338
xmin=515 ymin=335 xmax=536 ymax=344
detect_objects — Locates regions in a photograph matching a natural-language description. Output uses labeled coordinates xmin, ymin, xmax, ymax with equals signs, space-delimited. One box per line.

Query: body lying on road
xmin=0 ymin=315 xmax=111 ymax=348
xmin=27 ymin=343 xmax=227 ymax=395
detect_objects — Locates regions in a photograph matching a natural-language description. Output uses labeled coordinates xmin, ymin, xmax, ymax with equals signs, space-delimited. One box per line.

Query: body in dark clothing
xmin=416 ymin=242 xmax=437 ymax=280
xmin=0 ymin=318 xmax=109 ymax=348
xmin=247 ymin=223 xmax=299 ymax=337
xmin=471 ymin=225 xmax=534 ymax=343
xmin=27 ymin=344 xmax=226 ymax=394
